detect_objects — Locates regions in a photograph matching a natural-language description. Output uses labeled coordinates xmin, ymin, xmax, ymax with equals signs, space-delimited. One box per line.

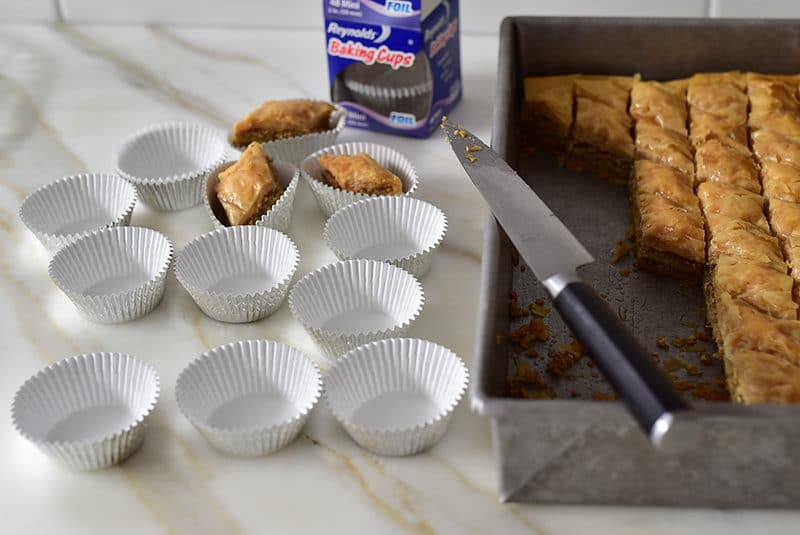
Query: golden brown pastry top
xmin=688 ymin=71 xmax=746 ymax=91
xmin=216 ymin=142 xmax=278 ymax=226
xmin=726 ymin=350 xmax=800 ymax=404
xmin=634 ymin=159 xmax=695 ymax=201
xmin=768 ymin=198 xmax=800 ymax=244
xmin=629 ymin=80 xmax=688 ymax=135
xmin=761 ymin=161 xmax=800 ymax=203
xmin=523 ymin=75 xmax=577 ymax=137
xmin=636 ymin=194 xmax=706 ymax=264
xmin=697 ymin=181 xmax=769 ymax=232
xmin=633 ymin=121 xmax=694 ymax=176
xmin=572 ymin=97 xmax=634 ymax=158
xmin=574 ymin=76 xmax=634 ymax=110
xmin=705 ymin=216 xmax=786 ymax=272
xmin=694 ymin=139 xmax=761 ymax=193
xmin=687 ymin=80 xmax=748 ymax=121
xmin=231 ymin=100 xmax=335 ymax=146
xmin=752 ymin=130 xmax=800 ymax=168
xmin=318 ymin=152 xmax=403 ymax=196
xmin=712 ymin=255 xmax=798 ymax=320
xmin=689 ymin=111 xmax=750 ymax=153
xmin=747 ymin=73 xmax=800 ymax=114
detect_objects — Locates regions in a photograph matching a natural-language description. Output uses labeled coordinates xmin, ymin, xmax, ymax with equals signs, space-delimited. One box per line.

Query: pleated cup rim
xmin=288 ymin=259 xmax=425 ymax=340
xmin=115 ymin=122 xmax=228 ymax=185
xmin=324 ymin=337 xmax=469 ymax=436
xmin=11 ymin=352 xmax=161 ymax=448
xmin=174 ymin=339 xmax=322 ymax=435
xmin=300 ymin=141 xmax=420 ymax=202
xmin=323 ymin=196 xmax=448 ymax=265
xmin=174 ymin=226 xmax=300 ymax=301
xmin=48 ymin=226 xmax=174 ymax=302
xmin=18 ymin=173 xmax=138 ymax=244
xmin=229 ymin=100 xmax=347 ymax=150
xmin=202 ymin=159 xmax=300 ymax=229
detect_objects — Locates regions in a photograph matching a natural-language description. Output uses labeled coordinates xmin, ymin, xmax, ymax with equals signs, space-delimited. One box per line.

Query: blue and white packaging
xmin=324 ymin=0 xmax=462 ymax=138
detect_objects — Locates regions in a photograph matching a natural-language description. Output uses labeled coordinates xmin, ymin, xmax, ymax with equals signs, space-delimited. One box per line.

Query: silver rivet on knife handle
xmin=542 ymin=271 xmax=583 ymax=299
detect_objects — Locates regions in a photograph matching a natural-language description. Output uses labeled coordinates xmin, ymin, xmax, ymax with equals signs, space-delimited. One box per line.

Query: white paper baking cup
xmin=11 ymin=352 xmax=160 ymax=470
xmin=175 ymin=226 xmax=299 ymax=323
xmin=175 ymin=339 xmax=321 ymax=456
xmin=288 ymin=259 xmax=424 ymax=357
xmin=48 ymin=227 xmax=174 ymax=323
xmin=116 ymin=122 xmax=228 ymax=211
xmin=325 ymin=338 xmax=468 ymax=456
xmin=19 ymin=173 xmax=137 ymax=255
xmin=300 ymin=142 xmax=420 ymax=217
xmin=203 ymin=160 xmax=300 ymax=233
xmin=245 ymin=102 xmax=346 ymax=166
xmin=324 ymin=196 xmax=447 ymax=278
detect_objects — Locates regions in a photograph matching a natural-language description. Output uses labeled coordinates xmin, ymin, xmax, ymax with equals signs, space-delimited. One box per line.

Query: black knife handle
xmin=552 ymin=279 xmax=690 ymax=441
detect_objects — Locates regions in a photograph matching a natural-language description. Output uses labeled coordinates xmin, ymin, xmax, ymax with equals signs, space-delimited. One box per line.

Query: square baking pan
xmin=472 ymin=17 xmax=800 ymax=507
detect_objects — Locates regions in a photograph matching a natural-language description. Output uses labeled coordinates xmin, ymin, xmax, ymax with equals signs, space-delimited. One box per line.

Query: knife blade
xmin=443 ymin=119 xmax=692 ymax=449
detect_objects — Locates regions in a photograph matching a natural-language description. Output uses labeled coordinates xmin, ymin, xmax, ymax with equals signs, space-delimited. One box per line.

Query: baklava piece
xmin=633 ymin=121 xmax=694 ymax=176
xmin=747 ymin=73 xmax=800 ymax=138
xmin=697 ymin=182 xmax=768 ymax=232
xmin=694 ymin=139 xmax=762 ymax=193
xmin=629 ymin=79 xmax=689 ymax=135
xmin=216 ymin=142 xmax=282 ymax=226
xmin=317 ymin=152 xmax=403 ymax=196
xmin=522 ymin=75 xmax=577 ymax=153
xmin=231 ymin=100 xmax=335 ymax=147
xmin=761 ymin=161 xmax=800 ymax=203
xmin=751 ymin=130 xmax=800 ymax=168
xmin=630 ymin=160 xmax=705 ymax=280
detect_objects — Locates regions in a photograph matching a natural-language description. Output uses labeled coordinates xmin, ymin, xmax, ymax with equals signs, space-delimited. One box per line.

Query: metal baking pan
xmin=472 ymin=17 xmax=800 ymax=507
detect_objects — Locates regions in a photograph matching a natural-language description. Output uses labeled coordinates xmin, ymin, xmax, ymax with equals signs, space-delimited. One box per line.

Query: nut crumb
xmin=466 ymin=154 xmax=478 ymax=163
xmin=510 ymin=318 xmax=550 ymax=348
xmin=529 ymin=302 xmax=549 ymax=317
xmin=466 ymin=145 xmax=482 ymax=153
xmin=656 ymin=336 xmax=669 ymax=349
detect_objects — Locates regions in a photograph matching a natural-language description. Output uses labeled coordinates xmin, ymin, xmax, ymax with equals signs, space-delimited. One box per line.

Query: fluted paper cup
xmin=325 ymin=338 xmax=468 ymax=456
xmin=175 ymin=226 xmax=299 ymax=323
xmin=288 ymin=259 xmax=424 ymax=357
xmin=324 ymin=196 xmax=447 ymax=278
xmin=243 ymin=101 xmax=346 ymax=165
xmin=203 ymin=160 xmax=300 ymax=233
xmin=300 ymin=142 xmax=419 ymax=217
xmin=116 ymin=122 xmax=228 ymax=211
xmin=48 ymin=227 xmax=173 ymax=323
xmin=19 ymin=173 xmax=137 ymax=255
xmin=175 ymin=339 xmax=321 ymax=456
xmin=11 ymin=352 xmax=160 ymax=470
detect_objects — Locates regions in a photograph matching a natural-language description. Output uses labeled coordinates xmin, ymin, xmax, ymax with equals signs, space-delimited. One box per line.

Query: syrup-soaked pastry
xmin=629 ymin=80 xmax=688 ymax=135
xmin=633 ymin=121 xmax=694 ymax=176
xmin=694 ymin=139 xmax=761 ymax=193
xmin=231 ymin=100 xmax=335 ymax=146
xmin=216 ymin=142 xmax=280 ymax=226
xmin=697 ymin=182 xmax=769 ymax=232
xmin=761 ymin=161 xmax=800 ymax=203
xmin=317 ymin=152 xmax=403 ymax=196
xmin=751 ymin=130 xmax=800 ymax=168
xmin=522 ymin=75 xmax=577 ymax=153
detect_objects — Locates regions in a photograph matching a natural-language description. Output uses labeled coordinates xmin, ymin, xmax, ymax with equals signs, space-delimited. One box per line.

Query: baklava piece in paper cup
xmin=116 ymin=122 xmax=228 ymax=211
xmin=203 ymin=160 xmax=300 ymax=233
xmin=19 ymin=173 xmax=137 ymax=255
xmin=175 ymin=339 xmax=321 ymax=456
xmin=11 ymin=352 xmax=160 ymax=470
xmin=324 ymin=196 xmax=447 ymax=278
xmin=300 ymin=142 xmax=419 ymax=217
xmin=258 ymin=102 xmax=347 ymax=165
xmin=325 ymin=338 xmax=468 ymax=456
xmin=175 ymin=226 xmax=299 ymax=323
xmin=288 ymin=259 xmax=424 ymax=358
xmin=48 ymin=227 xmax=173 ymax=323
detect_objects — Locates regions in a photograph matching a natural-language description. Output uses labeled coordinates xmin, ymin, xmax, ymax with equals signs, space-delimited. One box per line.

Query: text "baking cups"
xmin=19 ymin=173 xmax=137 ymax=255
xmin=324 ymin=196 xmax=447 ymax=278
xmin=325 ymin=338 xmax=468 ymax=456
xmin=175 ymin=226 xmax=299 ymax=323
xmin=289 ymin=259 xmax=424 ymax=358
xmin=203 ymin=160 xmax=300 ymax=233
xmin=12 ymin=352 xmax=160 ymax=470
xmin=49 ymin=227 xmax=174 ymax=323
xmin=116 ymin=122 xmax=228 ymax=211
xmin=176 ymin=340 xmax=321 ymax=456
xmin=301 ymin=142 xmax=419 ymax=217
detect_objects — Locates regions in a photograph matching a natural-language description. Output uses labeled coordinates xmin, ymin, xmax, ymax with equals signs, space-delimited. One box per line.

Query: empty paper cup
xmin=325 ymin=338 xmax=468 ymax=456
xmin=11 ymin=352 xmax=160 ymax=470
xmin=175 ymin=339 xmax=322 ymax=456
xmin=49 ymin=227 xmax=174 ymax=323
xmin=116 ymin=122 xmax=228 ymax=211
xmin=259 ymin=102 xmax=347 ymax=165
xmin=203 ymin=160 xmax=300 ymax=233
xmin=324 ymin=196 xmax=447 ymax=278
xmin=175 ymin=226 xmax=299 ymax=323
xmin=288 ymin=259 xmax=424 ymax=357
xmin=19 ymin=173 xmax=137 ymax=254
xmin=300 ymin=142 xmax=419 ymax=217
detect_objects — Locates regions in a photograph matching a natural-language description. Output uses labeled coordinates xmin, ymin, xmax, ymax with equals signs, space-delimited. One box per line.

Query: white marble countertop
xmin=1 ymin=23 xmax=798 ymax=535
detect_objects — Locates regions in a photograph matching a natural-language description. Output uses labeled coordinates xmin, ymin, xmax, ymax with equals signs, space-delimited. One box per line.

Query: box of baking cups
xmin=323 ymin=0 xmax=462 ymax=138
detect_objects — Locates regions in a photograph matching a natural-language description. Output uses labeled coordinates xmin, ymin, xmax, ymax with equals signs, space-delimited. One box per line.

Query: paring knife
xmin=443 ymin=120 xmax=691 ymax=448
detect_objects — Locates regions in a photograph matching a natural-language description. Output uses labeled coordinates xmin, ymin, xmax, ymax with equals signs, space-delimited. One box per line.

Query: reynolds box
xmin=323 ymin=0 xmax=462 ymax=138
